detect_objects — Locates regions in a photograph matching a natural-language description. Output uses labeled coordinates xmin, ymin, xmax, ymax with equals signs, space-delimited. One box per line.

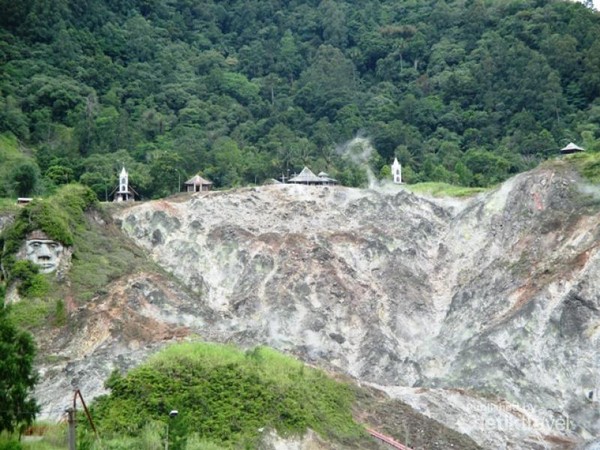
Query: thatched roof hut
xmin=560 ymin=142 xmax=585 ymax=154
xmin=184 ymin=174 xmax=213 ymax=192
xmin=289 ymin=167 xmax=338 ymax=185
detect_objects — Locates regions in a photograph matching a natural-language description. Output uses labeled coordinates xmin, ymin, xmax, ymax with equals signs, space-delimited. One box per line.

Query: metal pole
xmin=66 ymin=407 xmax=76 ymax=450
xmin=165 ymin=423 xmax=169 ymax=450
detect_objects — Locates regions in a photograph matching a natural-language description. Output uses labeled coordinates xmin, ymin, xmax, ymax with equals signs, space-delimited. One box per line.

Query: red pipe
xmin=367 ymin=428 xmax=413 ymax=450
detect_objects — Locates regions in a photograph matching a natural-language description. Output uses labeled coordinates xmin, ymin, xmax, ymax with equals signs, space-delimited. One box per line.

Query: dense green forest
xmin=1 ymin=0 xmax=600 ymax=199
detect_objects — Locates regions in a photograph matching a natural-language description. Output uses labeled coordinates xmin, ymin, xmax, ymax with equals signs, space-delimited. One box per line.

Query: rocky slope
xmin=31 ymin=160 xmax=600 ymax=449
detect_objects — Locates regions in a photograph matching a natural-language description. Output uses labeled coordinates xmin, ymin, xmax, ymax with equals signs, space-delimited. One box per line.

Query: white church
xmin=113 ymin=167 xmax=135 ymax=202
xmin=391 ymin=158 xmax=402 ymax=184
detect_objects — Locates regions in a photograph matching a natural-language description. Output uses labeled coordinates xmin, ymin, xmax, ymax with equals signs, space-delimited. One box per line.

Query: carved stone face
xmin=25 ymin=238 xmax=64 ymax=274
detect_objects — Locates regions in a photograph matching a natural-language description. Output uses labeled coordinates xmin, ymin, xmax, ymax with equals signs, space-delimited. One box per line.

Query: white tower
xmin=391 ymin=158 xmax=402 ymax=184
xmin=114 ymin=167 xmax=132 ymax=202
xmin=119 ymin=167 xmax=128 ymax=193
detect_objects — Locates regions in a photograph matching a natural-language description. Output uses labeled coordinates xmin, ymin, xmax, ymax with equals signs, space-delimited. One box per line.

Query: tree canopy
xmin=0 ymin=292 xmax=39 ymax=436
xmin=1 ymin=0 xmax=599 ymax=197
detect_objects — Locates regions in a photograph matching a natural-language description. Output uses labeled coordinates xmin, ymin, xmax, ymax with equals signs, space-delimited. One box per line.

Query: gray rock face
xmin=35 ymin=164 xmax=600 ymax=449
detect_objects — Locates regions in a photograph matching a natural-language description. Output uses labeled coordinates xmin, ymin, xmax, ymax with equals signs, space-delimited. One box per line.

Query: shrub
xmin=10 ymin=261 xmax=49 ymax=298
xmin=7 ymin=299 xmax=49 ymax=329
xmin=89 ymin=343 xmax=364 ymax=449
xmin=0 ymin=440 xmax=23 ymax=450
xmin=53 ymin=300 xmax=66 ymax=326
xmin=567 ymin=152 xmax=600 ymax=184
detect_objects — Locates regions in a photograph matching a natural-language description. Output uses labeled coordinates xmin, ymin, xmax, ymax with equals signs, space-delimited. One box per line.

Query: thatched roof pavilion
xmin=184 ymin=174 xmax=213 ymax=192
xmin=560 ymin=142 xmax=585 ymax=154
xmin=288 ymin=167 xmax=338 ymax=185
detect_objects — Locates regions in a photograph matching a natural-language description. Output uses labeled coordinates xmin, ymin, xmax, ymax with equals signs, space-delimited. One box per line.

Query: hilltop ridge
xmin=2 ymin=0 xmax=600 ymax=198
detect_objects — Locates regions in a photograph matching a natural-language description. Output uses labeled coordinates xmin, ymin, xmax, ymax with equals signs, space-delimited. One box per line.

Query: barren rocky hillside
xmin=31 ymin=160 xmax=600 ymax=449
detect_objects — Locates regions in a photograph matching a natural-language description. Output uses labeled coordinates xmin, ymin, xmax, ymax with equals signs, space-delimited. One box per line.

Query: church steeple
xmin=114 ymin=167 xmax=133 ymax=202
xmin=119 ymin=167 xmax=128 ymax=194
xmin=391 ymin=158 xmax=402 ymax=184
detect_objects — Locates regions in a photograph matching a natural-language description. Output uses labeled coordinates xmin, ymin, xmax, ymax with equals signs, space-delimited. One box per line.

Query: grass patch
xmin=7 ymin=298 xmax=50 ymax=329
xmin=21 ymin=444 xmax=64 ymax=450
xmin=566 ymin=151 xmax=600 ymax=184
xmin=0 ymin=422 xmax=69 ymax=450
xmin=86 ymin=342 xmax=364 ymax=449
xmin=69 ymin=206 xmax=155 ymax=302
xmin=0 ymin=198 xmax=20 ymax=213
xmin=405 ymin=182 xmax=487 ymax=197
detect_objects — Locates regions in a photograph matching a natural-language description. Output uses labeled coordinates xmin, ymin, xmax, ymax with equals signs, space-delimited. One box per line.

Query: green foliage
xmin=568 ymin=151 xmax=600 ymax=184
xmin=0 ymin=133 xmax=38 ymax=198
xmin=1 ymin=422 xmax=67 ymax=449
xmin=184 ymin=435 xmax=226 ymax=450
xmin=0 ymin=199 xmax=19 ymax=213
xmin=10 ymin=261 xmax=49 ymax=298
xmin=0 ymin=439 xmax=23 ymax=450
xmin=52 ymin=300 xmax=66 ymax=327
xmin=68 ymin=213 xmax=154 ymax=302
xmin=9 ymin=261 xmax=39 ymax=283
xmin=44 ymin=166 xmax=73 ymax=186
xmin=6 ymin=299 xmax=49 ymax=330
xmin=89 ymin=343 xmax=363 ymax=449
xmin=0 ymin=299 xmax=39 ymax=435
xmin=20 ymin=201 xmax=73 ymax=245
xmin=1 ymin=1 xmax=600 ymax=195
xmin=78 ymin=150 xmax=151 ymax=201
xmin=11 ymin=163 xmax=40 ymax=198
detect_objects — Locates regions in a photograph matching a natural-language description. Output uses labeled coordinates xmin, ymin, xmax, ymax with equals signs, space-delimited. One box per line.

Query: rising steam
xmin=336 ymin=135 xmax=379 ymax=189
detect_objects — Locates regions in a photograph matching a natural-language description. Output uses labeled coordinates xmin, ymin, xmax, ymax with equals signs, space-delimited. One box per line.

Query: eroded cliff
xmin=32 ymin=160 xmax=600 ymax=449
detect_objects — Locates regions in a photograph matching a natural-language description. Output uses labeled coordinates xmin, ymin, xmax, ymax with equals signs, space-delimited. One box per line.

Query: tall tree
xmin=296 ymin=45 xmax=358 ymax=119
xmin=12 ymin=161 xmax=40 ymax=197
xmin=0 ymin=295 xmax=39 ymax=436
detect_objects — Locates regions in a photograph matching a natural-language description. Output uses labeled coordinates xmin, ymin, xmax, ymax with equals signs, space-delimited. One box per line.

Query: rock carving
xmin=24 ymin=231 xmax=64 ymax=274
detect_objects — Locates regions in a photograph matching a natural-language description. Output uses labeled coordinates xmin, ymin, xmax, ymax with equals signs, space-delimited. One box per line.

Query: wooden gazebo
xmin=184 ymin=174 xmax=213 ymax=192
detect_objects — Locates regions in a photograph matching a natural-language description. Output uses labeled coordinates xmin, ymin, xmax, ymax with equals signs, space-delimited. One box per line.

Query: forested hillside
xmin=1 ymin=0 xmax=599 ymax=199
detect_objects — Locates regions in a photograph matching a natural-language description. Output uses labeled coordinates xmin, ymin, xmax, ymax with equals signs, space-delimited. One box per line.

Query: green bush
xmin=7 ymin=298 xmax=49 ymax=329
xmin=10 ymin=261 xmax=49 ymax=298
xmin=53 ymin=300 xmax=66 ymax=327
xmin=581 ymin=156 xmax=600 ymax=184
xmin=0 ymin=439 xmax=23 ymax=450
xmin=565 ymin=152 xmax=600 ymax=184
xmin=89 ymin=343 xmax=364 ymax=449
